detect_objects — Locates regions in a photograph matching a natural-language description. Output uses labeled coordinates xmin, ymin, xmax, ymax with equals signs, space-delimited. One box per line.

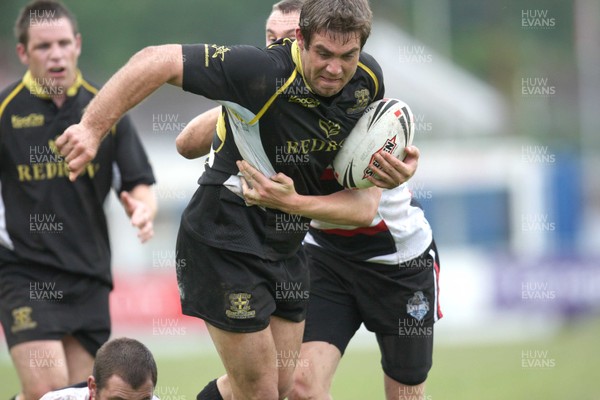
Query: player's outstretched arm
xmin=57 ymin=44 xmax=184 ymax=181
xmin=237 ymin=160 xmax=381 ymax=227
xmin=176 ymin=106 xmax=221 ymax=159
xmin=367 ymin=145 xmax=420 ymax=188
xmin=120 ymin=184 xmax=158 ymax=243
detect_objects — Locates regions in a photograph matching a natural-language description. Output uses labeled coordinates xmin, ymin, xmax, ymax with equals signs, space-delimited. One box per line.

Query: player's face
xmin=296 ymin=30 xmax=361 ymax=98
xmin=90 ymin=374 xmax=154 ymax=400
xmin=265 ymin=10 xmax=300 ymax=46
xmin=16 ymin=17 xmax=81 ymax=96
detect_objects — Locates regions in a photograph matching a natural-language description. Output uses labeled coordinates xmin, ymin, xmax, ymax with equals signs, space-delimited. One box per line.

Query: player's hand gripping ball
xmin=333 ymin=98 xmax=415 ymax=189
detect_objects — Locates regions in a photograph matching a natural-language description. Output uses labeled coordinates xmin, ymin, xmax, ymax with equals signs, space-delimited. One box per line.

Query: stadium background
xmin=1 ymin=0 xmax=599 ymax=398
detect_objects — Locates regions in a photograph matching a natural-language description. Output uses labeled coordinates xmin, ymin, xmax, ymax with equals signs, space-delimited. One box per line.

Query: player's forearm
xmin=81 ymin=44 xmax=184 ymax=141
xmin=287 ymin=187 xmax=381 ymax=226
xmin=176 ymin=107 xmax=221 ymax=159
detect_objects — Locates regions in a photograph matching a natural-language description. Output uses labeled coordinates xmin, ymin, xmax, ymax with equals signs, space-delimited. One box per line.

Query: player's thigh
xmin=270 ymin=316 xmax=304 ymax=384
xmin=62 ymin=335 xmax=95 ymax=384
xmin=206 ymin=322 xmax=279 ymax=399
xmin=10 ymin=340 xmax=69 ymax=399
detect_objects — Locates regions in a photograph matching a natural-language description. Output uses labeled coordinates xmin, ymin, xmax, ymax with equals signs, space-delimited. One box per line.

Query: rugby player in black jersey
xmin=0 ymin=2 xmax=156 ymax=400
xmin=175 ymin=2 xmax=438 ymax=399
xmin=56 ymin=1 xmax=414 ymax=399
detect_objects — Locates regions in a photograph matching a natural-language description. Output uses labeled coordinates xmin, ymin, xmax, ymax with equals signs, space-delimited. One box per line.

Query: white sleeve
xmin=39 ymin=387 xmax=88 ymax=400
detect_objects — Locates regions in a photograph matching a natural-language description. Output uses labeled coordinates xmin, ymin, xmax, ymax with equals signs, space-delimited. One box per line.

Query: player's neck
xmin=52 ymin=94 xmax=68 ymax=108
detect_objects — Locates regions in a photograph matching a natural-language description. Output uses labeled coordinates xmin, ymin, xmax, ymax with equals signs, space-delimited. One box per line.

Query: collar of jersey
xmin=22 ymin=70 xmax=83 ymax=99
xmin=291 ymin=41 xmax=315 ymax=94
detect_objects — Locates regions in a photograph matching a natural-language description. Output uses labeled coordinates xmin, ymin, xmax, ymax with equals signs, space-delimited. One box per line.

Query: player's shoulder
xmin=0 ymin=79 xmax=28 ymax=122
xmin=0 ymin=79 xmax=26 ymax=105
xmin=266 ymin=37 xmax=295 ymax=52
xmin=77 ymin=75 xmax=101 ymax=96
xmin=265 ymin=38 xmax=297 ymax=68
xmin=358 ymin=50 xmax=383 ymax=78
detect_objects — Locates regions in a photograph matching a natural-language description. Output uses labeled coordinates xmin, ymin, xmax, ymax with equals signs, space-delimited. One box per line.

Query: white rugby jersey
xmin=40 ymin=386 xmax=160 ymax=400
xmin=305 ymin=183 xmax=432 ymax=264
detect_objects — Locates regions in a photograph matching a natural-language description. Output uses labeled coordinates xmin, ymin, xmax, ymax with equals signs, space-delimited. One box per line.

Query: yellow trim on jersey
xmin=248 ymin=69 xmax=298 ymax=125
xmin=81 ymin=78 xmax=98 ymax=95
xmin=244 ymin=39 xmax=300 ymax=125
xmin=0 ymin=82 xmax=25 ymax=122
xmin=267 ymin=37 xmax=294 ymax=50
xmin=358 ymin=61 xmax=379 ymax=97
xmin=214 ymin=110 xmax=227 ymax=153
xmin=22 ymin=70 xmax=84 ymax=99
xmin=290 ymin=41 xmax=314 ymax=94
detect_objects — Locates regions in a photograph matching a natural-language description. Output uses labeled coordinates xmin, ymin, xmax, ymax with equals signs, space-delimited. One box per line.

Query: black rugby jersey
xmin=181 ymin=39 xmax=384 ymax=260
xmin=0 ymin=71 xmax=155 ymax=286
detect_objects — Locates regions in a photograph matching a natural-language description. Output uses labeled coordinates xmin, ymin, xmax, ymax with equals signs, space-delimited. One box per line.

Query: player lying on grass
xmin=40 ymin=337 xmax=159 ymax=400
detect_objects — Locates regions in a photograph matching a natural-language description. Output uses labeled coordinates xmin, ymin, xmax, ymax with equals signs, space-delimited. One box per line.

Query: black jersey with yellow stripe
xmin=0 ymin=71 xmax=155 ymax=286
xmin=180 ymin=39 xmax=384 ymax=260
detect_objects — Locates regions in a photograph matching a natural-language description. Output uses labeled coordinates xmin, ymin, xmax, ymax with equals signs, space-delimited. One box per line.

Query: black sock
xmin=196 ymin=379 xmax=224 ymax=400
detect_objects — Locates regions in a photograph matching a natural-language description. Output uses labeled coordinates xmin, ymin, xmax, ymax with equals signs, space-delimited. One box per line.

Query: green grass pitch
xmin=1 ymin=316 xmax=598 ymax=399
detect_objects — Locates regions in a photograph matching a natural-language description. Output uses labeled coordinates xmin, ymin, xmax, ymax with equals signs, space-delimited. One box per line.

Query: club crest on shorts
xmin=11 ymin=306 xmax=38 ymax=333
xmin=225 ymin=292 xmax=256 ymax=319
xmin=406 ymin=291 xmax=430 ymax=321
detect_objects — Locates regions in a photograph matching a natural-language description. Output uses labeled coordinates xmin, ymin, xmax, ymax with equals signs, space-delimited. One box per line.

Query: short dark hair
xmin=14 ymin=0 xmax=79 ymax=46
xmin=299 ymin=0 xmax=372 ymax=49
xmin=272 ymin=0 xmax=304 ymax=14
xmin=93 ymin=338 xmax=158 ymax=391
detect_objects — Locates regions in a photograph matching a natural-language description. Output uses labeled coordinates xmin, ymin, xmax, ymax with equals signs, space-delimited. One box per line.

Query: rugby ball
xmin=333 ymin=98 xmax=415 ymax=189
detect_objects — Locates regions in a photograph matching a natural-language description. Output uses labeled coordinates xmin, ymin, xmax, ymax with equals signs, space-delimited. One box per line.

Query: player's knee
xmin=235 ymin=385 xmax=277 ymax=400
xmin=288 ymin=373 xmax=329 ymax=400
xmin=288 ymin=386 xmax=322 ymax=400
xmin=383 ymin=364 xmax=429 ymax=386
xmin=276 ymin=378 xmax=291 ymax=400
xmin=242 ymin=379 xmax=279 ymax=400
xmin=288 ymin=380 xmax=309 ymax=400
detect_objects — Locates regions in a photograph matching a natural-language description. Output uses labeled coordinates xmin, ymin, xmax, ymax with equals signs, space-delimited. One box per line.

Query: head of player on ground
xmin=88 ymin=337 xmax=158 ymax=400
xmin=296 ymin=0 xmax=372 ymax=97
xmin=39 ymin=338 xmax=158 ymax=400
xmin=14 ymin=0 xmax=81 ymax=106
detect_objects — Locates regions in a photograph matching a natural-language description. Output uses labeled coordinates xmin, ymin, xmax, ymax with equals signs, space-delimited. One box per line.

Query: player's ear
xmin=295 ymin=28 xmax=305 ymax=50
xmin=74 ymin=33 xmax=82 ymax=58
xmin=16 ymin=42 xmax=29 ymax=65
xmin=88 ymin=376 xmax=97 ymax=400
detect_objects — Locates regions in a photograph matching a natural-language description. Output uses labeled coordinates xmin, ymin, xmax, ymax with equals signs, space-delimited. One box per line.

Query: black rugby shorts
xmin=302 ymin=241 xmax=441 ymax=363
xmin=176 ymin=225 xmax=309 ymax=333
xmin=0 ymin=262 xmax=110 ymax=355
